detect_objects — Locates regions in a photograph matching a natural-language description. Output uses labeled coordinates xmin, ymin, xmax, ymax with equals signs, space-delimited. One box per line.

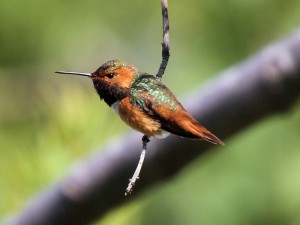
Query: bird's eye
xmin=106 ymin=73 xmax=115 ymax=79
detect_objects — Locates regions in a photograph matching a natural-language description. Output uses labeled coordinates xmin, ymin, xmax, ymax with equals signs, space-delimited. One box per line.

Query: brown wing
xmin=150 ymin=102 xmax=224 ymax=145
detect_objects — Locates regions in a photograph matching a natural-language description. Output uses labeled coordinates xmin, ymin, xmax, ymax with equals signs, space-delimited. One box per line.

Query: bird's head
xmin=56 ymin=59 xmax=141 ymax=106
xmin=56 ymin=59 xmax=139 ymax=89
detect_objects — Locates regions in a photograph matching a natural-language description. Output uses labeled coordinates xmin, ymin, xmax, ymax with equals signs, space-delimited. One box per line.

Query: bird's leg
xmin=125 ymin=135 xmax=150 ymax=196
xmin=142 ymin=135 xmax=150 ymax=148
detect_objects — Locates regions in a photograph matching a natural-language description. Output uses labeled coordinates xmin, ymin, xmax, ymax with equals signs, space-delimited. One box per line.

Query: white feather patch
xmin=111 ymin=101 xmax=120 ymax=115
xmin=154 ymin=130 xmax=170 ymax=139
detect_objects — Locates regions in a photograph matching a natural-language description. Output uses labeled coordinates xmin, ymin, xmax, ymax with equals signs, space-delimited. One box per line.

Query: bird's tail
xmin=189 ymin=122 xmax=224 ymax=145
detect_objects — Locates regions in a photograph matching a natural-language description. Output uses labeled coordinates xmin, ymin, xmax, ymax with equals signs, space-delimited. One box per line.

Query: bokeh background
xmin=1 ymin=0 xmax=300 ymax=224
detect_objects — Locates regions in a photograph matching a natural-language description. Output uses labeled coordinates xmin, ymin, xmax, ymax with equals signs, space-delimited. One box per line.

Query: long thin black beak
xmin=55 ymin=71 xmax=92 ymax=77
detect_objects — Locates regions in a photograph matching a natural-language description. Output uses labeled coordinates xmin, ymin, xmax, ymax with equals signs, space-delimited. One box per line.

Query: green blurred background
xmin=1 ymin=0 xmax=300 ymax=224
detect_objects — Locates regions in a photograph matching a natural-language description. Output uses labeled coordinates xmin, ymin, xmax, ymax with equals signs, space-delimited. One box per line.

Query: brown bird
xmin=56 ymin=59 xmax=224 ymax=145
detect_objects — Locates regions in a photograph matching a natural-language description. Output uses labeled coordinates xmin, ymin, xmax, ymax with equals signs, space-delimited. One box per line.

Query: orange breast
xmin=118 ymin=97 xmax=162 ymax=137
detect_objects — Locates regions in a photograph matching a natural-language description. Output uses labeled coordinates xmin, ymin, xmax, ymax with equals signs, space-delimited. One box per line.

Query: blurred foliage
xmin=1 ymin=0 xmax=300 ymax=224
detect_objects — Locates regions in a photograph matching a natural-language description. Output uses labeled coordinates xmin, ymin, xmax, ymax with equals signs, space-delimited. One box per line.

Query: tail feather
xmin=189 ymin=122 xmax=224 ymax=145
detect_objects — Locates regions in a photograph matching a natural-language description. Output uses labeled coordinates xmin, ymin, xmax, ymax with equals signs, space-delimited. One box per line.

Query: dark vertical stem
xmin=156 ymin=0 xmax=170 ymax=80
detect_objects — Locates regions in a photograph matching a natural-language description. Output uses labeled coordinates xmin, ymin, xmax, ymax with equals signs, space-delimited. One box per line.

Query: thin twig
xmin=125 ymin=136 xmax=149 ymax=196
xmin=125 ymin=0 xmax=169 ymax=195
xmin=156 ymin=0 xmax=170 ymax=80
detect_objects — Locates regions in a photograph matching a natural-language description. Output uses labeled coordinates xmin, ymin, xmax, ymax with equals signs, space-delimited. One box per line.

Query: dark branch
xmin=156 ymin=0 xmax=170 ymax=80
xmin=5 ymin=29 xmax=300 ymax=225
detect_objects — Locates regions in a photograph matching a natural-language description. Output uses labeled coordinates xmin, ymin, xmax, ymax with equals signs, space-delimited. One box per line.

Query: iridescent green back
xmin=130 ymin=74 xmax=181 ymax=111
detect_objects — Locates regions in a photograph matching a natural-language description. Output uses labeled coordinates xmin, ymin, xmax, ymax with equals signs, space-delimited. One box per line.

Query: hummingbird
xmin=56 ymin=59 xmax=224 ymax=145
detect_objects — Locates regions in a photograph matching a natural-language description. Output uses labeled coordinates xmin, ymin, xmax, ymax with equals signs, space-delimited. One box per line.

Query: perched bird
xmin=56 ymin=59 xmax=224 ymax=145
